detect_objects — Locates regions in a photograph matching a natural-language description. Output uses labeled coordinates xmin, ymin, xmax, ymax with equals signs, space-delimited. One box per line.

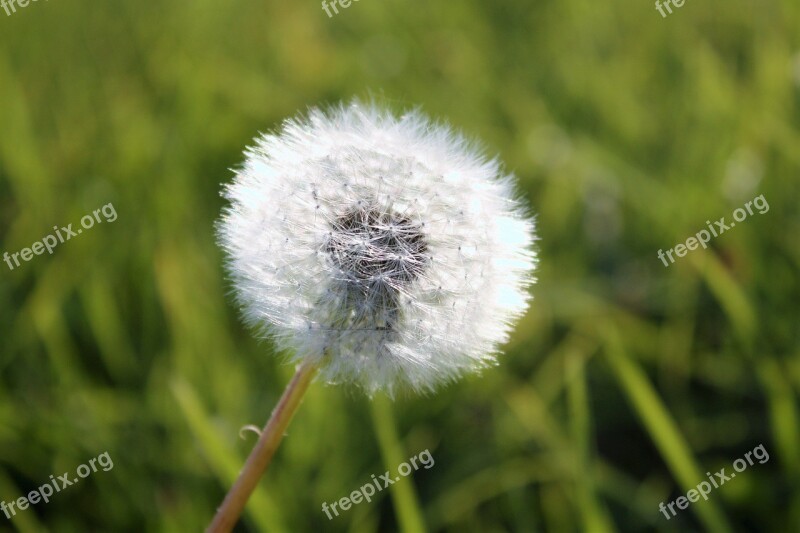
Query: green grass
xmin=1 ymin=0 xmax=799 ymax=531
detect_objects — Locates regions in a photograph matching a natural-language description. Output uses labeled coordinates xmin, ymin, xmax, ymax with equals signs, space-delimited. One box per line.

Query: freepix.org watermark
xmin=659 ymin=444 xmax=769 ymax=520
xmin=321 ymin=0 xmax=360 ymax=18
xmin=1 ymin=452 xmax=114 ymax=520
xmin=657 ymin=194 xmax=768 ymax=267
xmin=3 ymin=202 xmax=117 ymax=272
xmin=1 ymin=0 xmax=47 ymax=17
xmin=655 ymin=0 xmax=687 ymax=18
xmin=321 ymin=449 xmax=434 ymax=520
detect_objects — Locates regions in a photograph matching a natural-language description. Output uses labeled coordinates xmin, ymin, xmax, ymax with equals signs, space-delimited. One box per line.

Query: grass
xmin=1 ymin=0 xmax=799 ymax=531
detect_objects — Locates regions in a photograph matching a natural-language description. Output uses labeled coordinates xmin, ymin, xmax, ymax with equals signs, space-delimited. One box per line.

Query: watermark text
xmin=658 ymin=194 xmax=768 ymax=267
xmin=321 ymin=449 xmax=434 ymax=520
xmin=659 ymin=444 xmax=769 ymax=520
xmin=3 ymin=202 xmax=117 ymax=272
xmin=2 ymin=452 xmax=114 ymax=520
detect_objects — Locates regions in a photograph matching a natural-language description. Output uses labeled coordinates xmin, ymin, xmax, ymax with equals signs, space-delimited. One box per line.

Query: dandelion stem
xmin=207 ymin=359 xmax=319 ymax=533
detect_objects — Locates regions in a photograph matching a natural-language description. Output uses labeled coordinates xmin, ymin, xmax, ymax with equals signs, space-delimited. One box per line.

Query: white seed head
xmin=218 ymin=101 xmax=537 ymax=395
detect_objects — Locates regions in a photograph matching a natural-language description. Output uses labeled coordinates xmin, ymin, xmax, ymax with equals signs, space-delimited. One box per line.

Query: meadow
xmin=0 ymin=0 xmax=799 ymax=531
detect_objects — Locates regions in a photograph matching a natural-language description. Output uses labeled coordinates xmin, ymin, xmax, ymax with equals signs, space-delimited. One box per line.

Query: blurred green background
xmin=1 ymin=0 xmax=799 ymax=531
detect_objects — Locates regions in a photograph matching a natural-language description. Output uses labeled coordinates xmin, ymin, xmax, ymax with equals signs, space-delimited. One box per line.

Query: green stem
xmin=371 ymin=394 xmax=428 ymax=533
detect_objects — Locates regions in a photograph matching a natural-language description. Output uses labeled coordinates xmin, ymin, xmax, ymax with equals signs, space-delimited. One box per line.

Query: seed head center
xmin=326 ymin=206 xmax=428 ymax=289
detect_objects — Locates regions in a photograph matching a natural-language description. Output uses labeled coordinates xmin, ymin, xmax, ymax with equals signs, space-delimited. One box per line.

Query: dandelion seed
xmin=209 ymin=100 xmax=538 ymax=531
xmin=218 ymin=100 xmax=537 ymax=395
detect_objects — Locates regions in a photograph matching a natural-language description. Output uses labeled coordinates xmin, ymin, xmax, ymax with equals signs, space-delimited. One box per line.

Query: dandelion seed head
xmin=218 ymin=101 xmax=537 ymax=395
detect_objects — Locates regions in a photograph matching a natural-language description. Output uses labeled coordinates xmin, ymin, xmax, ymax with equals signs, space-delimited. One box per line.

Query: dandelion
xmin=208 ymin=101 xmax=537 ymax=531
